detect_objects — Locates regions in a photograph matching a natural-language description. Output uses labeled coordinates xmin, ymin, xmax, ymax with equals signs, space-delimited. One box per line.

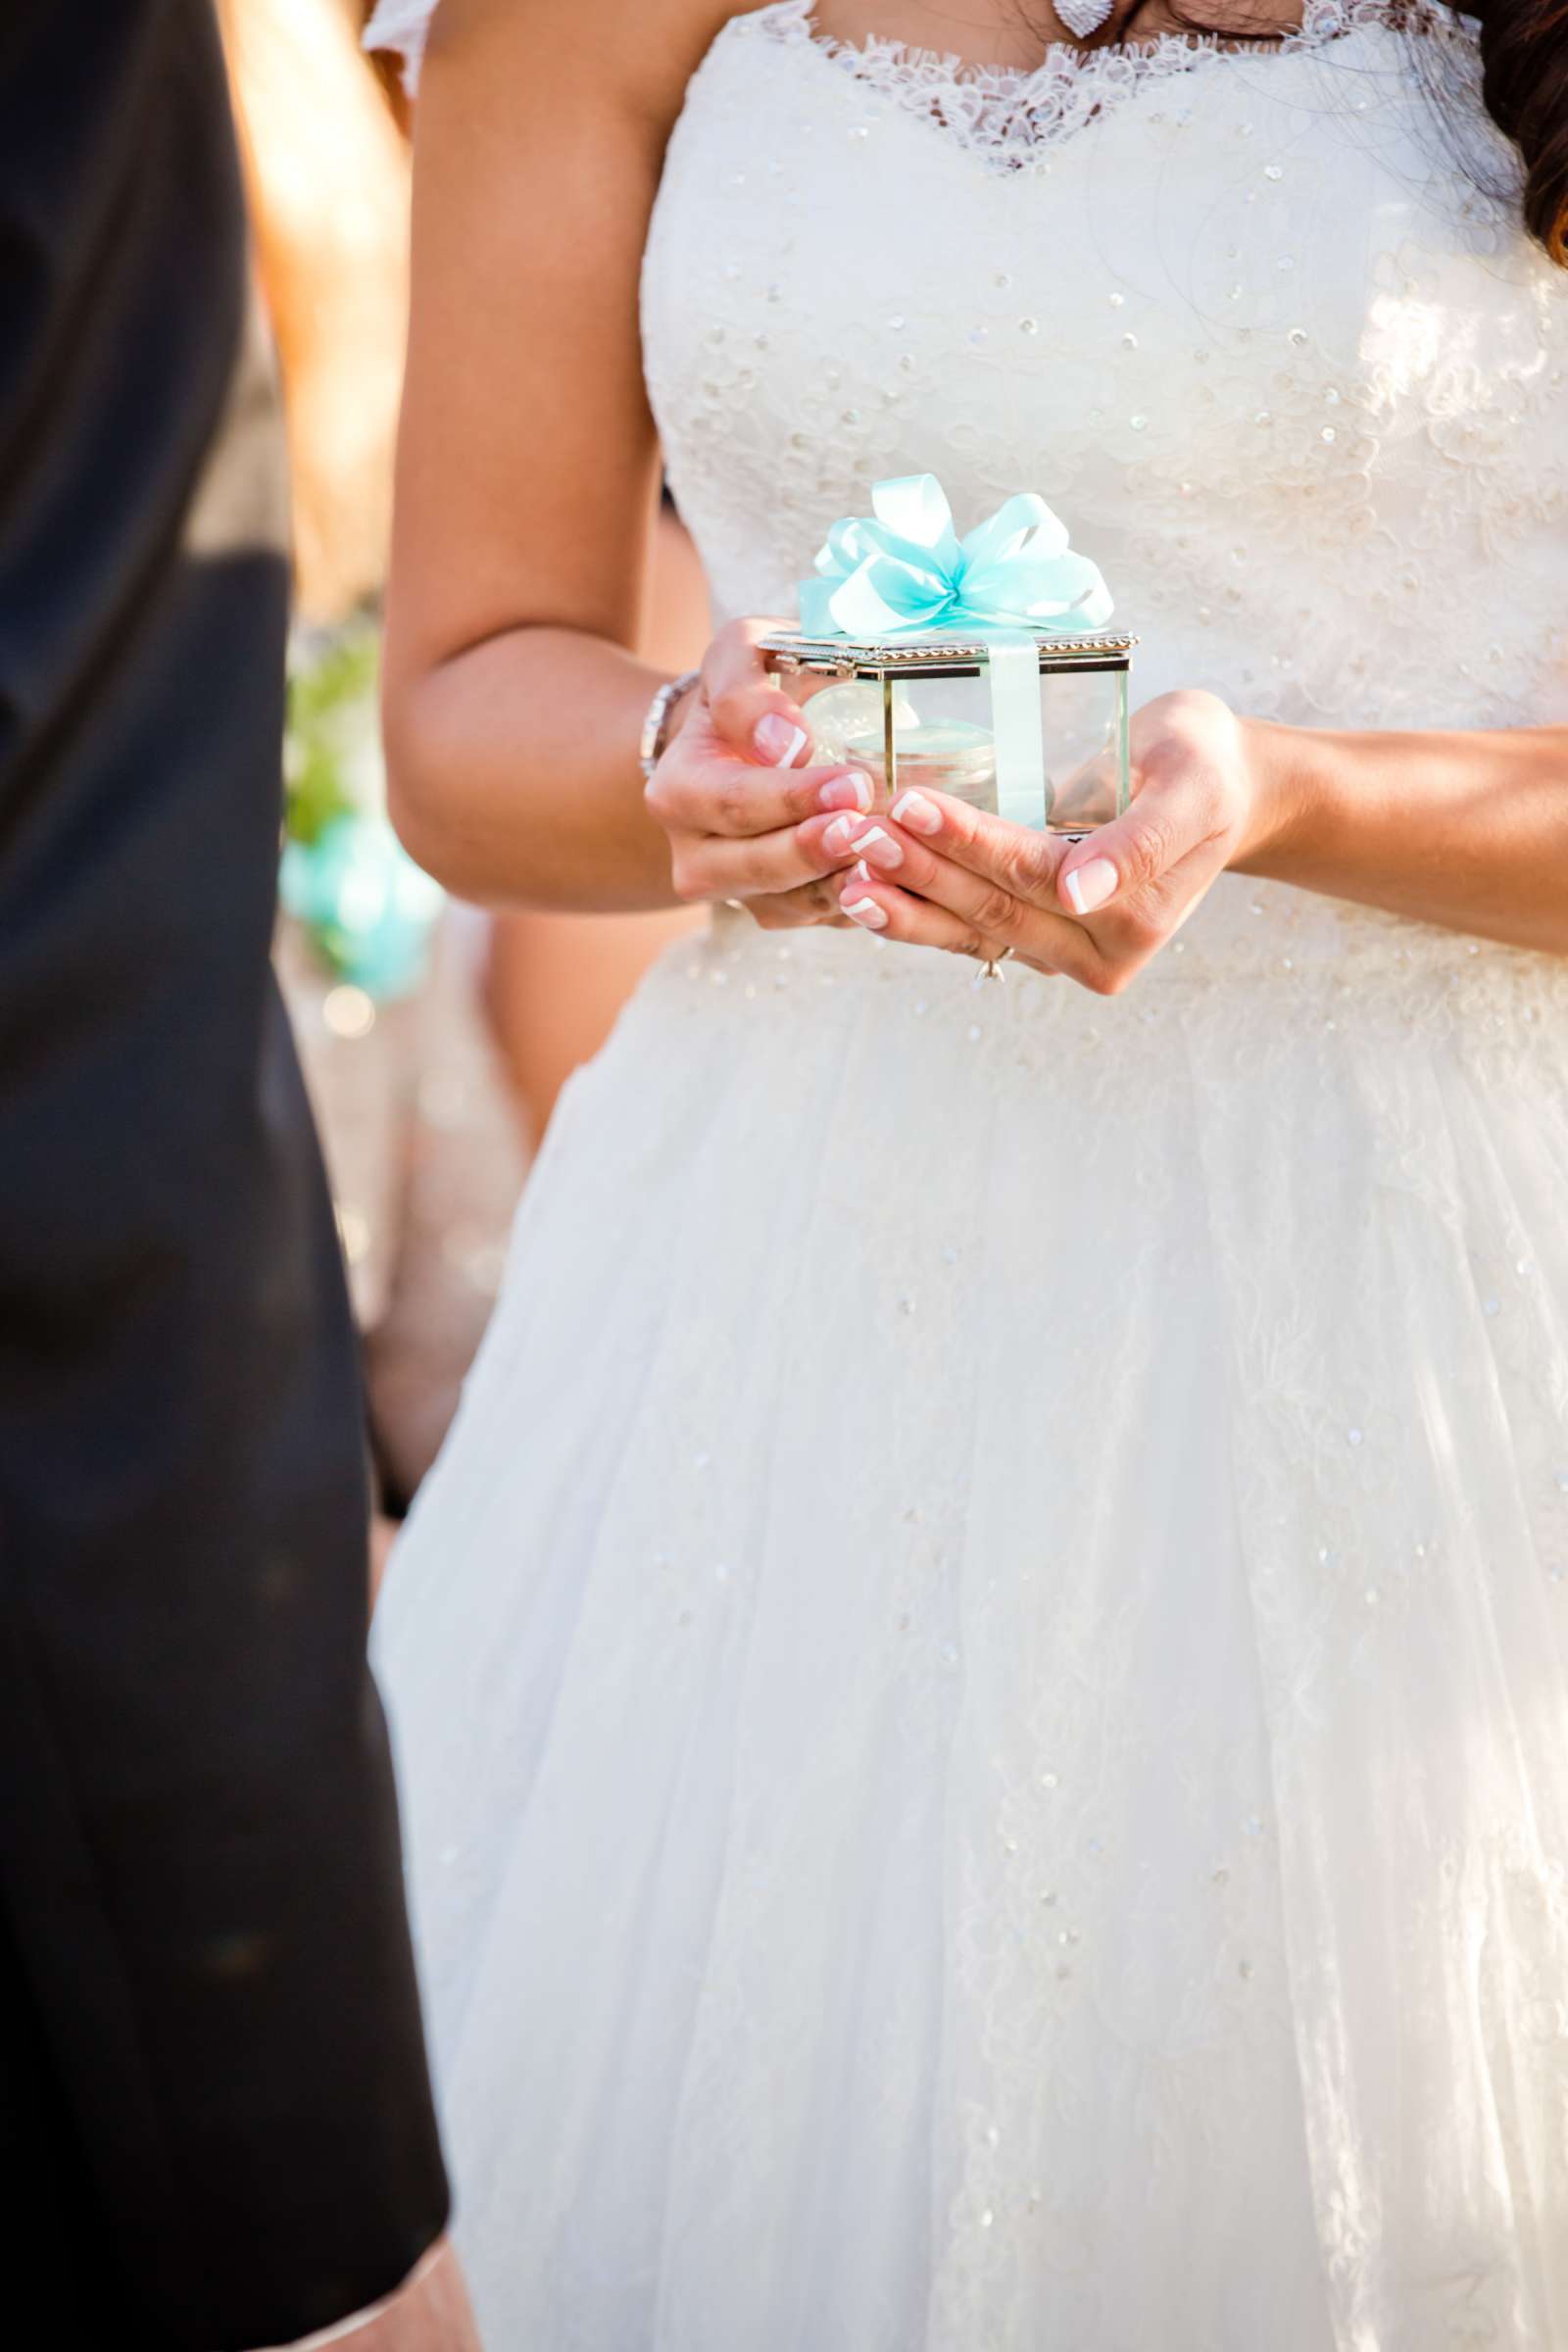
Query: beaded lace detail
xmin=759 ymin=0 xmax=1469 ymax=168
xmin=366 ymin=0 xmax=1472 ymax=117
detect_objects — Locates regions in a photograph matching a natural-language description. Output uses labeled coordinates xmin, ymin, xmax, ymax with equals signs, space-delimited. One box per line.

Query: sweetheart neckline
xmin=714 ymin=0 xmax=1472 ymax=174
xmin=745 ymin=0 xmax=1461 ymax=87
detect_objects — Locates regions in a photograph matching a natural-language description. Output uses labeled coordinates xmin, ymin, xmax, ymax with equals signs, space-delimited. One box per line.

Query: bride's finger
xmin=833 ymin=810 xmax=1101 ymax=983
xmin=672 ymin=808 xmax=865 ymax=903
xmin=649 ymin=739 xmax=874 ymax=841
xmin=835 ymin=865 xmax=1030 ymax=971
xmin=896 ymin=764 xmax=1223 ymax=930
xmin=741 ymin=881 xmax=853 ymax=930
xmin=700 ymin=615 xmax=823 ymax=772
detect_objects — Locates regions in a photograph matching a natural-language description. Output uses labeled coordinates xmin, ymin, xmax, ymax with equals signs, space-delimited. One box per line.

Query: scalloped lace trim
xmin=369 ymin=1 xmax=1469 ymax=117
xmin=755 ymin=1 xmax=1470 ymax=162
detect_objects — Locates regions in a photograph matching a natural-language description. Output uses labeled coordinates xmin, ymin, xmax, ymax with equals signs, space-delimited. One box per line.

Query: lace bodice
xmin=368 ymin=0 xmax=1567 ymax=729
xmin=641 ymin=2 xmax=1565 ymax=722
xmin=748 ymin=0 xmax=1433 ymax=172
xmin=369 ymin=0 xmax=1568 ymax=985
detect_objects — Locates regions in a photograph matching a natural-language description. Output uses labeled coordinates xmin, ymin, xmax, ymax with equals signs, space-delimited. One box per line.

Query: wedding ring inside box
xmin=760 ymin=625 xmax=1137 ymax=833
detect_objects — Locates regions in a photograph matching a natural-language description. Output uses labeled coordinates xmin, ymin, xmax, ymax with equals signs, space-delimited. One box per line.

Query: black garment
xmin=0 ymin=5 xmax=448 ymax=2344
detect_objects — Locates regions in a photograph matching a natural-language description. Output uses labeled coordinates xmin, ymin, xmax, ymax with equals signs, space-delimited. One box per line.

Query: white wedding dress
xmin=363 ymin=5 xmax=1568 ymax=2344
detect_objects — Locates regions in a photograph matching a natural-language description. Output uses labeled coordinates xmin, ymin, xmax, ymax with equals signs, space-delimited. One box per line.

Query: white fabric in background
xmin=362 ymin=0 xmax=436 ymax=94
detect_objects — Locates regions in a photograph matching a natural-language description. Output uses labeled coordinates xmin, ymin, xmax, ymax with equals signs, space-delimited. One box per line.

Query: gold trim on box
xmin=760 ymin=626 xmax=1138 ymax=675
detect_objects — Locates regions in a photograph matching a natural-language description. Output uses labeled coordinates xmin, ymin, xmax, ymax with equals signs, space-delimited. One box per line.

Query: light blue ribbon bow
xmin=798 ymin=474 xmax=1113 ymax=824
xmin=799 ymin=473 xmax=1112 ymax=641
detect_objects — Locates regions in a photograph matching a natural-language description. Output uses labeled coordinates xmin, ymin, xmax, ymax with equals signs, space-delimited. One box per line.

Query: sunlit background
xmin=218 ymin=0 xmax=710 ymax=1567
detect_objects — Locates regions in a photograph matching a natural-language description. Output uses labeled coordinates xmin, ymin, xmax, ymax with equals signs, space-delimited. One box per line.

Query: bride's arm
xmin=381 ymin=0 xmax=860 ymax=913
xmin=818 ymin=690 xmax=1568 ymax=986
xmin=1242 ymin=715 xmax=1568 ymax=947
xmin=380 ymin=0 xmax=677 ymax=904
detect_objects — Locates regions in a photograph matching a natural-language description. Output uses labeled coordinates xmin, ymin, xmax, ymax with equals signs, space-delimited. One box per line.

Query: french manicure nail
xmin=850 ymin=824 xmax=903 ymax=870
xmin=890 ymin=789 xmax=942 ymax=836
xmin=1063 ymin=857 xmax=1118 ymax=916
xmin=755 ymin=712 xmax=808 ymax=766
xmin=817 ymin=769 xmax=873 ymax=813
xmin=823 ymin=811 xmax=861 ymax=852
xmin=843 ymin=894 xmax=889 ymax=929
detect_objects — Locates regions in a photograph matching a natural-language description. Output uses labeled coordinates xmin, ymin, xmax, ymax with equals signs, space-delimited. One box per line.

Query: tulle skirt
xmin=375 ymin=875 xmax=1568 ymax=2350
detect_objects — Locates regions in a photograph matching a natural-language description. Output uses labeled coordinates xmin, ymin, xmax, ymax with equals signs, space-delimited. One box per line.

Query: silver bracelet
xmin=638 ymin=668 xmax=702 ymax=781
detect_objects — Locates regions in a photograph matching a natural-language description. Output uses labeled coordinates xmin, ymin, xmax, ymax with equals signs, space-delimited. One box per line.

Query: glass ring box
xmin=760 ymin=624 xmax=1138 ymax=835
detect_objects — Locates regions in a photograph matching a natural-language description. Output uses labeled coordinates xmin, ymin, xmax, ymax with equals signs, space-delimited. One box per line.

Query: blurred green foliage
xmin=284 ymin=620 xmax=382 ymax=845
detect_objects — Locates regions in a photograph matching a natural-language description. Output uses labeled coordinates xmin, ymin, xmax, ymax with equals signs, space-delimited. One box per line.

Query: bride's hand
xmin=831 ymin=690 xmax=1291 ymax=991
xmin=645 ymin=619 xmax=882 ymax=929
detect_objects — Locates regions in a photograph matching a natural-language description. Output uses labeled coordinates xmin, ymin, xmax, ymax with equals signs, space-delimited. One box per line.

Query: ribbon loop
xmin=799 ymin=472 xmax=1112 ymax=644
xmin=796 ymin=474 xmax=1116 ymax=827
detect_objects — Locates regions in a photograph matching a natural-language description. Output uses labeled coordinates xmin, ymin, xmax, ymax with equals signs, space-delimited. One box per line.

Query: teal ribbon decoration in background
xmin=282 ymin=622 xmax=444 ymax=1002
xmin=280 ymin=812 xmax=444 ymax=1002
xmin=797 ymin=474 xmax=1113 ymax=825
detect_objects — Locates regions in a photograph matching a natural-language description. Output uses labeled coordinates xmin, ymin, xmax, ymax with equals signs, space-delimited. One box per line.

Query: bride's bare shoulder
xmin=420 ymin=0 xmax=776 ymax=124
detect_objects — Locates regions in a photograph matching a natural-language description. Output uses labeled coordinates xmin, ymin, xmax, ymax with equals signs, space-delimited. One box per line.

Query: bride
xmin=361 ymin=1 xmax=1568 ymax=2343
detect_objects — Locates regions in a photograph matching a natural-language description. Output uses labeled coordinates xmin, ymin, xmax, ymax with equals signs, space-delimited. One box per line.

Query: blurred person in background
xmin=223 ymin=0 xmax=706 ymax=1574
xmin=0 ymin=3 xmax=478 ymax=2342
xmin=222 ymin=0 xmax=527 ymax=1582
